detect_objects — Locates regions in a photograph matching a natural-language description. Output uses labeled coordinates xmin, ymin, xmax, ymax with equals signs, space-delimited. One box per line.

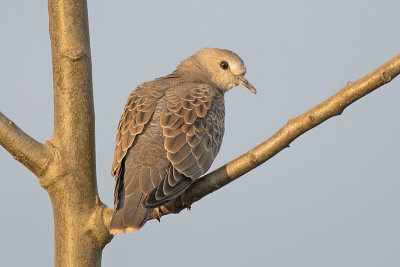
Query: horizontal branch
xmin=0 ymin=112 xmax=52 ymax=177
xmin=149 ymin=53 xmax=400 ymax=219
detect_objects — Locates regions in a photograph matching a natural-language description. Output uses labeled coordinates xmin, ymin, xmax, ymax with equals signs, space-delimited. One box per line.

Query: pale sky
xmin=1 ymin=1 xmax=400 ymax=266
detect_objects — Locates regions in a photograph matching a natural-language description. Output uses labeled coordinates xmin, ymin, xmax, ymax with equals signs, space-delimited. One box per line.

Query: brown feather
xmin=181 ymin=98 xmax=192 ymax=109
xmin=115 ymin=144 xmax=125 ymax=164
xmin=167 ymin=101 xmax=182 ymax=112
xmin=168 ymin=117 xmax=184 ymax=130
xmin=139 ymin=168 xmax=152 ymax=194
xmin=167 ymin=143 xmax=192 ymax=165
xmin=173 ymin=153 xmax=200 ymax=176
xmin=194 ymin=103 xmax=207 ymax=117
xmin=163 ymin=126 xmax=183 ymax=137
xmin=192 ymin=140 xmax=206 ymax=159
xmin=124 ymin=169 xmax=139 ymax=197
xmin=164 ymin=132 xmax=187 ymax=153
xmin=149 ymin=168 xmax=162 ymax=188
xmin=186 ymin=132 xmax=201 ymax=148
xmin=121 ymin=133 xmax=135 ymax=151
xmin=176 ymin=106 xmax=186 ymax=117
xmin=184 ymin=108 xmax=197 ymax=124
xmin=160 ymin=111 xmax=180 ymax=127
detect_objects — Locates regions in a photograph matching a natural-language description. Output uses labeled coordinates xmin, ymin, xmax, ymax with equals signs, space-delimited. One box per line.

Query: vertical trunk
xmin=49 ymin=182 xmax=102 ymax=267
xmin=47 ymin=0 xmax=112 ymax=266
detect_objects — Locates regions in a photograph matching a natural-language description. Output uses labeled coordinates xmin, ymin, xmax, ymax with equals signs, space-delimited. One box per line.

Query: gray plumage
xmin=110 ymin=48 xmax=256 ymax=234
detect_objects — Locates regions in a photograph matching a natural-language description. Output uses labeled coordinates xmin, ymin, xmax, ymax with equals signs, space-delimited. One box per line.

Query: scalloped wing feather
xmin=162 ymin=83 xmax=225 ymax=179
xmin=143 ymin=83 xmax=225 ymax=208
xmin=111 ymin=85 xmax=161 ymax=177
xmin=111 ymin=84 xmax=163 ymax=208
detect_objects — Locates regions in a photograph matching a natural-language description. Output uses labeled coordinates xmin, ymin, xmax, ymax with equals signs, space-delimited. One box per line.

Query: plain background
xmin=1 ymin=1 xmax=399 ymax=266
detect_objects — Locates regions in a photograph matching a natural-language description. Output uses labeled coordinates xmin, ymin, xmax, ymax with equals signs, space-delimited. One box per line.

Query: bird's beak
xmin=237 ymin=76 xmax=257 ymax=94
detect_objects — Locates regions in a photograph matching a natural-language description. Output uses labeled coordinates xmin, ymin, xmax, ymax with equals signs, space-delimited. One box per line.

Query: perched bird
xmin=110 ymin=48 xmax=256 ymax=234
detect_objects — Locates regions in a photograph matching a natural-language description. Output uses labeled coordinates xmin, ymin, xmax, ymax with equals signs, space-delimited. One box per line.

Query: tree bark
xmin=0 ymin=0 xmax=399 ymax=266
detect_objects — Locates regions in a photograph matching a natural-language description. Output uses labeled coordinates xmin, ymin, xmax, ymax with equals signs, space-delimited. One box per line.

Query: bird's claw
xmin=155 ymin=207 xmax=164 ymax=222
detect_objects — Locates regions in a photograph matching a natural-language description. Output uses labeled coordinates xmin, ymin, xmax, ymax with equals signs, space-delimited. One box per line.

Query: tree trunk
xmin=46 ymin=0 xmax=113 ymax=266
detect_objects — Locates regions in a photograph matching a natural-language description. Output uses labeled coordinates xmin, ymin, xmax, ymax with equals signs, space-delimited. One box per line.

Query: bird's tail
xmin=109 ymin=192 xmax=152 ymax=235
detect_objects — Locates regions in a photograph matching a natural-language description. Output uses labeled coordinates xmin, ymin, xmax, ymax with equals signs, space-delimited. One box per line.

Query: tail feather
xmin=110 ymin=191 xmax=152 ymax=235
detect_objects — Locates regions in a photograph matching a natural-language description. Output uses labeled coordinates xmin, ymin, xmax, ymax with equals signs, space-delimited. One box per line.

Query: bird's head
xmin=177 ymin=47 xmax=257 ymax=94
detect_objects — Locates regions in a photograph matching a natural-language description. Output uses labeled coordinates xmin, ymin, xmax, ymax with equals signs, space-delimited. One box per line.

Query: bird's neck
xmin=173 ymin=58 xmax=209 ymax=83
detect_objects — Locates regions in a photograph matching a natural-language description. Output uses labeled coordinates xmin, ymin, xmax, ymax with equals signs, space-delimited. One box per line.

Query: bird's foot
xmin=155 ymin=207 xmax=164 ymax=222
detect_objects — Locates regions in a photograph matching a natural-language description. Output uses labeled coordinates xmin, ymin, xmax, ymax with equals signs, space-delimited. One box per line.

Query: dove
xmin=110 ymin=47 xmax=256 ymax=234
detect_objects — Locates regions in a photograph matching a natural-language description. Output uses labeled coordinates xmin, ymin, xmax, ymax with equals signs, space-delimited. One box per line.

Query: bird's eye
xmin=220 ymin=61 xmax=229 ymax=70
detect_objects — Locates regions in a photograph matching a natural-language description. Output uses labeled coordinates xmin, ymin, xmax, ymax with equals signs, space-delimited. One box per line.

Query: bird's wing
xmin=111 ymin=83 xmax=163 ymax=208
xmin=144 ymin=83 xmax=225 ymax=207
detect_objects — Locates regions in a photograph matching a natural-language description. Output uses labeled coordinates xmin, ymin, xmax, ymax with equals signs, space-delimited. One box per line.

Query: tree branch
xmin=0 ymin=112 xmax=52 ymax=177
xmin=149 ymin=53 xmax=400 ymax=219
